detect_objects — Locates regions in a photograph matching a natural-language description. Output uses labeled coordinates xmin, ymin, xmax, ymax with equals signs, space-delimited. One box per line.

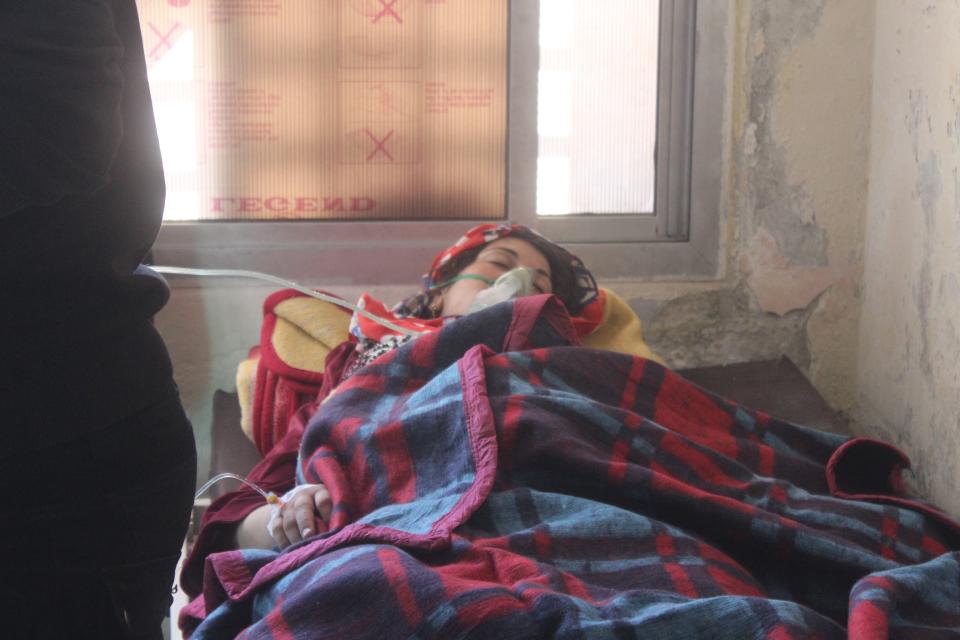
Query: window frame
xmin=152 ymin=0 xmax=729 ymax=285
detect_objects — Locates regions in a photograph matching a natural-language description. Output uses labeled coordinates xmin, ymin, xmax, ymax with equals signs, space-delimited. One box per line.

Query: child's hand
xmin=267 ymin=483 xmax=332 ymax=548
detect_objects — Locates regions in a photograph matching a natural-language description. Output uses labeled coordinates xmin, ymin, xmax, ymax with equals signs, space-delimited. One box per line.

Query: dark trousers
xmin=0 ymin=388 xmax=197 ymax=640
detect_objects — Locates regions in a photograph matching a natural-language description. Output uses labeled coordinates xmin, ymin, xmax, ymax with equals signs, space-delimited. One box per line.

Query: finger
xmin=313 ymin=486 xmax=333 ymax=528
xmin=294 ymin=495 xmax=317 ymax=539
xmin=282 ymin=504 xmax=302 ymax=545
xmin=269 ymin=512 xmax=290 ymax=548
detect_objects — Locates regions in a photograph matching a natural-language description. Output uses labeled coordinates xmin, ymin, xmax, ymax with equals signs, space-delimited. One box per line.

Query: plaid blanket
xmin=184 ymin=295 xmax=960 ymax=639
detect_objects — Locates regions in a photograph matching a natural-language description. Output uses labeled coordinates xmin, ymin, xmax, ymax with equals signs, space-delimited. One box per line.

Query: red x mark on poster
xmin=364 ymin=129 xmax=395 ymax=162
xmin=372 ymin=0 xmax=402 ymax=24
xmin=147 ymin=21 xmax=181 ymax=62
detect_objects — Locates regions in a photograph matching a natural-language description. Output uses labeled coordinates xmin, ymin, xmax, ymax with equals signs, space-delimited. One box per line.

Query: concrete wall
xmin=856 ymin=2 xmax=960 ymax=517
xmin=157 ymin=1 xmax=885 ymax=490
xmin=642 ymin=0 xmax=875 ymax=417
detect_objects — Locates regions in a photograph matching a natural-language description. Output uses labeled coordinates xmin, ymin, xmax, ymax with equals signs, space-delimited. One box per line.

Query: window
xmin=536 ymin=1 xmax=660 ymax=218
xmin=146 ymin=0 xmax=728 ymax=283
xmin=512 ymin=0 xmax=693 ymax=245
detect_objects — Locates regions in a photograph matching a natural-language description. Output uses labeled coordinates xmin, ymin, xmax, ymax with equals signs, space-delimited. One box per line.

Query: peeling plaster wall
xmin=856 ymin=3 xmax=960 ymax=516
xmin=644 ymin=0 xmax=874 ymax=414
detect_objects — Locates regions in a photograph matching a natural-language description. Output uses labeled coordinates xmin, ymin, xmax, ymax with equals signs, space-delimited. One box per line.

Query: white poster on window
xmin=136 ymin=0 xmax=506 ymax=222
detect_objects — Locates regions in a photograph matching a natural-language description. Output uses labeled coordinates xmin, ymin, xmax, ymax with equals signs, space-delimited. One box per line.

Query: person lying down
xmin=181 ymin=224 xmax=960 ymax=639
xmin=224 ymin=223 xmax=620 ymax=551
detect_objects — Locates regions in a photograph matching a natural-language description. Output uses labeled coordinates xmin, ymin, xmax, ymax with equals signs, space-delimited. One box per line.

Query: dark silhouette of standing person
xmin=0 ymin=1 xmax=197 ymax=638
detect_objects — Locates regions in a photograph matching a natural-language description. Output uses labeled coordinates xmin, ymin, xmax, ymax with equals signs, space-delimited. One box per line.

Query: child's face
xmin=439 ymin=237 xmax=552 ymax=317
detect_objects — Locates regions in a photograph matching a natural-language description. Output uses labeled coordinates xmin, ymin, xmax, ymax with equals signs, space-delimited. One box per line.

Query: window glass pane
xmin=137 ymin=0 xmax=507 ymax=221
xmin=537 ymin=0 xmax=659 ymax=216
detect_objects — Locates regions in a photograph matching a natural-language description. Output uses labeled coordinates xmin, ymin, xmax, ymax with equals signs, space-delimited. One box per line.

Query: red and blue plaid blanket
xmin=184 ymin=296 xmax=960 ymax=639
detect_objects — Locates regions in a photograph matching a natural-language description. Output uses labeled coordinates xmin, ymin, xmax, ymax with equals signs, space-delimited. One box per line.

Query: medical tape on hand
xmin=265 ymin=484 xmax=318 ymax=539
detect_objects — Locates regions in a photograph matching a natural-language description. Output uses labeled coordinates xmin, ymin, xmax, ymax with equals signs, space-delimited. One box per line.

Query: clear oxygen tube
xmin=151 ymin=265 xmax=425 ymax=337
xmin=154 ymin=265 xmax=539 ymax=333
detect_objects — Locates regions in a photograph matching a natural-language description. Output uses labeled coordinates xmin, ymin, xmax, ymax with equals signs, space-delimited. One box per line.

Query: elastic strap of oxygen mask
xmin=430 ymin=273 xmax=495 ymax=290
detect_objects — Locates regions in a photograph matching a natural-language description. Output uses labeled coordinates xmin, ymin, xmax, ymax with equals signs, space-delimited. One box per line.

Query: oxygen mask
xmin=467 ymin=267 xmax=538 ymax=314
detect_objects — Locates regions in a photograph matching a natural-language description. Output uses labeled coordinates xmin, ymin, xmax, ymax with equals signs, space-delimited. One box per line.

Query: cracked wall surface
xmin=642 ymin=0 xmax=874 ymax=415
xmin=857 ymin=2 xmax=960 ymax=516
xmin=642 ymin=286 xmax=812 ymax=371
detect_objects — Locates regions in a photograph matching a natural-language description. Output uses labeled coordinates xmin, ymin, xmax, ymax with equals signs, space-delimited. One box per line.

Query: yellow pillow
xmin=582 ymin=288 xmax=665 ymax=365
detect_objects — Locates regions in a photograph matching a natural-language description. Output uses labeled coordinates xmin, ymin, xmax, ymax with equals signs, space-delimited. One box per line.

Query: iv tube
xmin=195 ymin=472 xmax=280 ymax=505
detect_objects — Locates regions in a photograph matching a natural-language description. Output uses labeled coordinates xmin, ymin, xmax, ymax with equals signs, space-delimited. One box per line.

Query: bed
xmin=181 ymin=293 xmax=960 ymax=639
